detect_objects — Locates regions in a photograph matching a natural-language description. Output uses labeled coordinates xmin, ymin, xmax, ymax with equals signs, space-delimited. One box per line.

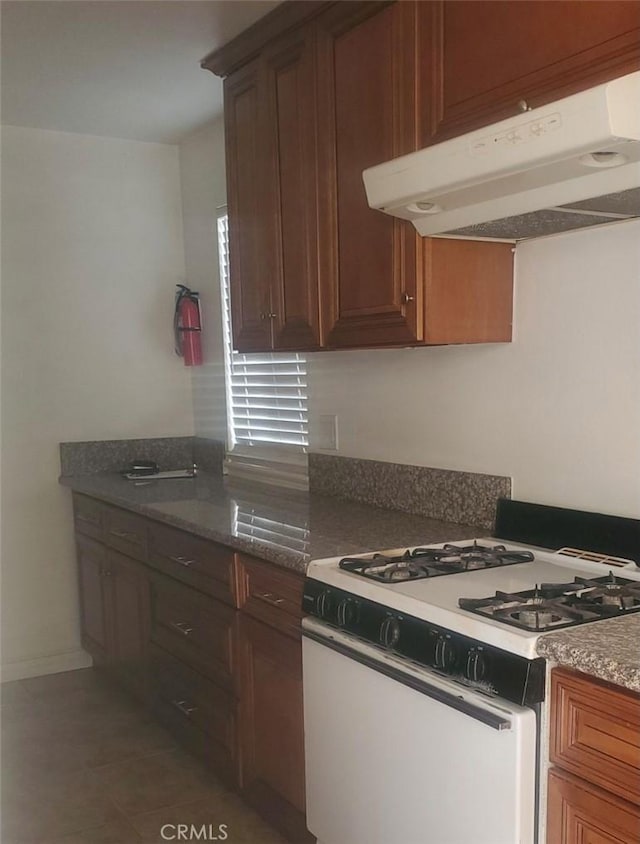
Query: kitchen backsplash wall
xmin=308 ymin=220 xmax=640 ymax=520
xmin=309 ymin=454 xmax=510 ymax=530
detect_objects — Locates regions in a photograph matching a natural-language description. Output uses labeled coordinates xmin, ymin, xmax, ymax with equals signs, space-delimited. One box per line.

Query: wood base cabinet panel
xmin=550 ymin=668 xmax=640 ymax=807
xmin=105 ymin=549 xmax=150 ymax=701
xmin=238 ymin=614 xmax=312 ymax=844
xmin=150 ymin=643 xmax=239 ymax=787
xmin=77 ymin=534 xmax=110 ymax=663
xmin=547 ymin=768 xmax=640 ymax=844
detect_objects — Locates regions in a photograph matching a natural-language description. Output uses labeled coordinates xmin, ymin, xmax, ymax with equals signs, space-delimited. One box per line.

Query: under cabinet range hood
xmin=362 ymin=72 xmax=640 ymax=241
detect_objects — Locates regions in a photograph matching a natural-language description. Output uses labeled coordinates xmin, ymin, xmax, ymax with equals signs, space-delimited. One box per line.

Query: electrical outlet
xmin=317 ymin=414 xmax=338 ymax=451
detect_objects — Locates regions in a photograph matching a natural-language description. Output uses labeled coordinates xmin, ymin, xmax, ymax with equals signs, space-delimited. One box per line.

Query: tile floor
xmin=1 ymin=669 xmax=287 ymax=844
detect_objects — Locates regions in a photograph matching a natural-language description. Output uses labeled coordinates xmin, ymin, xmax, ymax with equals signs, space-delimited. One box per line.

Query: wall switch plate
xmin=317 ymin=414 xmax=338 ymax=451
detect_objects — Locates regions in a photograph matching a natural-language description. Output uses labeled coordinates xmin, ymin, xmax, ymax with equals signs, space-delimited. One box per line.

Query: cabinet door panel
xmin=422 ymin=0 xmax=640 ymax=143
xmin=265 ymin=28 xmax=321 ymax=350
xmin=318 ymin=1 xmax=423 ymax=348
xmin=76 ymin=534 xmax=108 ymax=661
xmin=107 ymin=550 xmax=150 ymax=699
xmin=239 ymin=615 xmax=311 ymax=843
xmin=547 ymin=768 xmax=640 ymax=844
xmin=224 ymin=60 xmax=272 ymax=352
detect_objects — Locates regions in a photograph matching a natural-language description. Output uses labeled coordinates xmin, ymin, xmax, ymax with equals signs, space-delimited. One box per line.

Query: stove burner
xmin=339 ymin=542 xmax=535 ymax=582
xmin=459 ymin=573 xmax=640 ymax=631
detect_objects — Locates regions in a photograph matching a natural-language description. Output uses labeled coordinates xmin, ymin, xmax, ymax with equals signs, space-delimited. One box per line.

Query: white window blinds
xmin=218 ymin=214 xmax=309 ymax=452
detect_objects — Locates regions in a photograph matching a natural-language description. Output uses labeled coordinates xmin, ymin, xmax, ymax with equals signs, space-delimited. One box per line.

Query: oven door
xmin=302 ymin=617 xmax=537 ymax=844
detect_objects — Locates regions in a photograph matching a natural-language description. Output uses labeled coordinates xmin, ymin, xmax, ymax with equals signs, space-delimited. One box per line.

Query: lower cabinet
xmin=237 ymin=553 xmax=312 ymax=843
xmin=238 ymin=614 xmax=311 ymax=843
xmin=73 ymin=495 xmax=313 ymax=844
xmin=547 ymin=667 xmax=640 ymax=843
xmin=76 ymin=534 xmax=149 ymax=700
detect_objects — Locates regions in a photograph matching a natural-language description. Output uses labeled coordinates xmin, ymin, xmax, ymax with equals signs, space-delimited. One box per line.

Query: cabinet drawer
xmin=550 ymin=668 xmax=640 ymax=806
xmin=149 ymin=643 xmax=238 ymax=785
xmin=73 ymin=494 xmax=106 ymax=541
xmin=104 ymin=507 xmax=148 ymax=562
xmin=148 ymin=522 xmax=237 ymax=607
xmin=237 ymin=554 xmax=304 ymax=639
xmin=547 ymin=768 xmax=640 ymax=844
xmin=149 ymin=573 xmax=237 ymax=693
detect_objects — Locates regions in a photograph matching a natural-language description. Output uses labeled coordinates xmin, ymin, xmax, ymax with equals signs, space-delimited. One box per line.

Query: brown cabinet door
xmin=239 ymin=614 xmax=312 ymax=843
xmin=264 ymin=26 xmax=321 ymax=351
xmin=106 ymin=550 xmax=150 ymax=700
xmin=76 ymin=534 xmax=109 ymax=661
xmin=422 ymin=0 xmax=640 ymax=144
xmin=224 ymin=59 xmax=273 ymax=352
xmin=317 ymin=1 xmax=423 ymax=348
xmin=547 ymin=768 xmax=640 ymax=844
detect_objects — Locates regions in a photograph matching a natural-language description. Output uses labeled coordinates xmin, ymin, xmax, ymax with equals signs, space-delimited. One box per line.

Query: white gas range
xmin=300 ymin=499 xmax=640 ymax=844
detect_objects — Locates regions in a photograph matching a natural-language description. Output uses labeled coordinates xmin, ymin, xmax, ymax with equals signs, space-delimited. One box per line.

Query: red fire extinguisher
xmin=174 ymin=284 xmax=203 ymax=367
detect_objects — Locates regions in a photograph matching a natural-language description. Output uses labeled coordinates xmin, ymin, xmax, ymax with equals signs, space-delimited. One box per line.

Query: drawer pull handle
xmin=171 ymin=699 xmax=197 ymax=717
xmin=169 ymin=555 xmax=196 ymax=567
xmin=257 ymin=592 xmax=285 ymax=606
xmin=170 ymin=621 xmax=194 ymax=637
xmin=109 ymin=528 xmax=141 ymax=543
xmin=77 ymin=514 xmax=101 ymax=527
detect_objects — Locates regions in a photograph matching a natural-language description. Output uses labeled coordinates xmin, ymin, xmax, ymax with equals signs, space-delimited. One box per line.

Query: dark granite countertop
xmin=60 ymin=472 xmax=483 ymax=574
xmin=537 ymin=615 xmax=640 ymax=693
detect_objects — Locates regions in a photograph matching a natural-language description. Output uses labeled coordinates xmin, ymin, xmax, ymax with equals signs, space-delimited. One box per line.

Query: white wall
xmin=309 ymin=220 xmax=640 ymax=519
xmin=179 ymin=117 xmax=228 ymax=441
xmin=1 ymin=125 xmax=193 ymax=680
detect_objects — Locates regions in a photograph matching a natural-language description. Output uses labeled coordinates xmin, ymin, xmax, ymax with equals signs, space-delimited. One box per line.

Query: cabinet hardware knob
xmin=260 ymin=312 xmax=267 ymax=321
xmin=171 ymin=699 xmax=197 ymax=717
xmin=400 ymin=292 xmax=415 ymax=304
xmin=268 ymin=312 xmax=277 ymax=320
xmin=168 ymin=555 xmax=195 ymax=567
xmin=170 ymin=621 xmax=194 ymax=636
xmin=517 ymin=99 xmax=531 ymax=113
xmin=102 ymin=570 xmax=112 ymax=578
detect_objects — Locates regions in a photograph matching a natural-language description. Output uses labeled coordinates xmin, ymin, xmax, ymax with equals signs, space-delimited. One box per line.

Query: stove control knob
xmin=337 ymin=597 xmax=359 ymax=628
xmin=465 ymin=648 xmax=486 ymax=683
xmin=380 ymin=616 xmax=401 ymax=649
xmin=316 ymin=590 xmax=333 ymax=620
xmin=434 ymin=634 xmax=457 ymax=672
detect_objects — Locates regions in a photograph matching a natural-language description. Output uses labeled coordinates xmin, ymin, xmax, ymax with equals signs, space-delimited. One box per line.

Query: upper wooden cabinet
xmin=206 ymin=0 xmax=640 ymax=353
xmin=224 ymin=27 xmax=321 ymax=353
xmin=421 ymin=0 xmax=640 ymax=143
xmin=316 ymin=0 xmax=423 ymax=348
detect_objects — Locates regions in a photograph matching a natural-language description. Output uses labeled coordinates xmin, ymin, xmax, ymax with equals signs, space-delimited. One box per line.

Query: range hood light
xmin=406 ymin=200 xmax=442 ymax=214
xmin=579 ymin=150 xmax=628 ymax=168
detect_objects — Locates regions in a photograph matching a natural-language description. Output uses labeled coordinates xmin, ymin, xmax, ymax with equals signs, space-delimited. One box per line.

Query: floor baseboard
xmin=0 ymin=649 xmax=93 ymax=682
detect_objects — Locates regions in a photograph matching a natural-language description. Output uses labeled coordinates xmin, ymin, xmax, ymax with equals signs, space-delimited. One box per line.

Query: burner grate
xmin=459 ymin=573 xmax=640 ymax=631
xmin=339 ymin=542 xmax=535 ymax=582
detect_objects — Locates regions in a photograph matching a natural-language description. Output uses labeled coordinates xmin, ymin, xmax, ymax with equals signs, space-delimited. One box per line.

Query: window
xmin=217 ymin=213 xmax=309 ymax=487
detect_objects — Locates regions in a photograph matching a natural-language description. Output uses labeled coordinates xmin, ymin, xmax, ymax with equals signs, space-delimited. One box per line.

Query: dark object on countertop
xmin=125 ymin=460 xmax=159 ymax=477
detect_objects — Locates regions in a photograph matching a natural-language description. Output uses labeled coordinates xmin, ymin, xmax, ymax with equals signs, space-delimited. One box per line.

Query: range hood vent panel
xmin=362 ymin=72 xmax=640 ymax=242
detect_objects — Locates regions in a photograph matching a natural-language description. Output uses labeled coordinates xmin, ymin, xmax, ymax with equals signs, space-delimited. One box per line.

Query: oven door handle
xmin=302 ymin=626 xmax=512 ymax=732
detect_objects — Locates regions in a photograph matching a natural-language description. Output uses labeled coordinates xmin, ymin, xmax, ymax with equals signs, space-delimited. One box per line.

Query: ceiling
xmin=0 ymin=0 xmax=280 ymax=144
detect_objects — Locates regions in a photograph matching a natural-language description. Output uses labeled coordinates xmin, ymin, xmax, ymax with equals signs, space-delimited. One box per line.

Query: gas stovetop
xmin=306 ymin=538 xmax=640 ymax=658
